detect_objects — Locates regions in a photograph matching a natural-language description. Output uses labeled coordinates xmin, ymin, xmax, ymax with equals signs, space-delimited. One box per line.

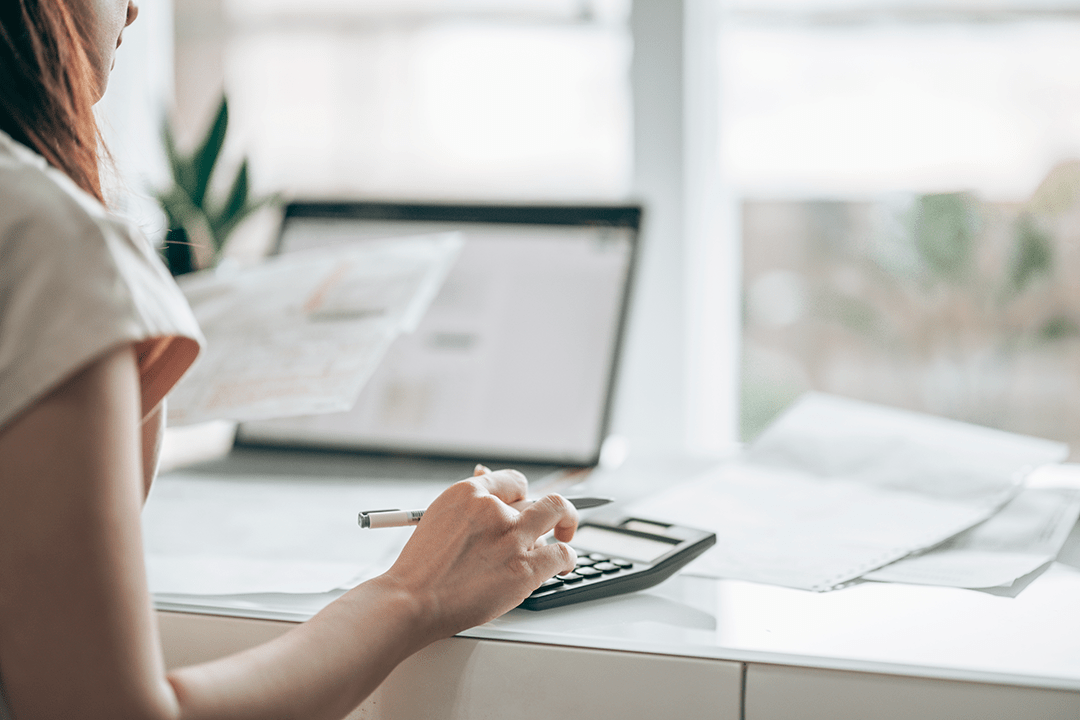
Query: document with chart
xmin=166 ymin=233 xmax=461 ymax=426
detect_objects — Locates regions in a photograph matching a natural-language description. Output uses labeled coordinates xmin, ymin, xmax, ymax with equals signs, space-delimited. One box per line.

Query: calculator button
xmin=576 ymin=566 xmax=602 ymax=578
xmin=532 ymin=578 xmax=563 ymax=594
xmin=575 ymin=557 xmax=597 ymax=567
xmin=612 ymin=559 xmax=634 ymax=569
xmin=592 ymin=562 xmax=620 ymax=573
xmin=588 ymin=554 xmax=610 ymax=562
xmin=560 ymin=572 xmax=584 ymax=583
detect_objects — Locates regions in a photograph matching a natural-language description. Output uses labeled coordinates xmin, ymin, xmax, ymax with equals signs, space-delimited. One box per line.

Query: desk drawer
xmin=373 ymin=638 xmax=742 ymax=720
xmin=746 ymin=663 xmax=1080 ymax=720
xmin=158 ymin=611 xmax=742 ymax=720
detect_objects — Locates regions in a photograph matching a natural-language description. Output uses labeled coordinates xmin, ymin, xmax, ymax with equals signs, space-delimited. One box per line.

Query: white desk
xmin=152 ymin=450 xmax=1080 ymax=720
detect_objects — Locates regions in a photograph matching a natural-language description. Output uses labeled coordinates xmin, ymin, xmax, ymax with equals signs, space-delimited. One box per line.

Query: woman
xmin=0 ymin=2 xmax=579 ymax=718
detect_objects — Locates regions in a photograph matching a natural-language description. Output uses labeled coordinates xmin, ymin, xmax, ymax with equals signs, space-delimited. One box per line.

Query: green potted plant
xmin=156 ymin=95 xmax=274 ymax=275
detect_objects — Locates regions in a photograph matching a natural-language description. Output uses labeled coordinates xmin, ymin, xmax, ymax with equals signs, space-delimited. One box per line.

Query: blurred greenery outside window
xmin=728 ymin=1 xmax=1080 ymax=454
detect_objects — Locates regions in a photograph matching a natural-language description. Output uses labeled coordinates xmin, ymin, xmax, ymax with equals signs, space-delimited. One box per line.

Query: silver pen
xmin=358 ymin=496 xmax=613 ymax=529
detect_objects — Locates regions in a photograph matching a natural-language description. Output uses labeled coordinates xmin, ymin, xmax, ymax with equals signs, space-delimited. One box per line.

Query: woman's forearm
xmin=166 ymin=575 xmax=431 ymax=720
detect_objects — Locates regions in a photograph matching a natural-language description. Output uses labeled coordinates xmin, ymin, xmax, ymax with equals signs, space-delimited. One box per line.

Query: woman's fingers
xmin=471 ymin=465 xmax=579 ymax=546
xmin=517 ymin=493 xmax=579 ymax=545
xmin=469 ymin=468 xmax=527 ymax=506
xmin=530 ymin=539 xmax=578 ymax=579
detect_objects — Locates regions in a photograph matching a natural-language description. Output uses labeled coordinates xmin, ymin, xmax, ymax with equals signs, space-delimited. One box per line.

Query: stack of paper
xmin=627 ymin=393 xmax=1071 ymax=592
xmin=863 ymin=478 xmax=1080 ymax=589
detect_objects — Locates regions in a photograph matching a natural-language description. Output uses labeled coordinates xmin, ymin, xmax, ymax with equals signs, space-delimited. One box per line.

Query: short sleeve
xmin=0 ymin=160 xmax=203 ymax=430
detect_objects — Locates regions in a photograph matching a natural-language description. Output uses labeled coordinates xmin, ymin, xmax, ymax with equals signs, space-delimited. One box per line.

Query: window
xmin=728 ymin=0 xmax=1080 ymax=454
xmin=176 ymin=0 xmax=632 ymax=201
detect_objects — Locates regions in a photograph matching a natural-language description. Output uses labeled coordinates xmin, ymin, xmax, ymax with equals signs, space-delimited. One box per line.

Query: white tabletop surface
xmin=151 ymin=448 xmax=1080 ymax=693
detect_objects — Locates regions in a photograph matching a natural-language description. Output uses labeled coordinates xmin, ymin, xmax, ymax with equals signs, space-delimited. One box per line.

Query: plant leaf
xmin=222 ymin=160 xmax=250 ymax=227
xmin=161 ymin=117 xmax=196 ymax=199
xmin=155 ymin=186 xmax=197 ymax=229
xmin=212 ymin=193 xmax=278 ymax=253
xmin=191 ymin=96 xmax=229 ymax=207
xmin=206 ymin=159 xmax=249 ymax=253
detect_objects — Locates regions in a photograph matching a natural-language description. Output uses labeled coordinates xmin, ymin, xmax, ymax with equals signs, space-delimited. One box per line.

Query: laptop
xmin=235 ymin=201 xmax=641 ymax=484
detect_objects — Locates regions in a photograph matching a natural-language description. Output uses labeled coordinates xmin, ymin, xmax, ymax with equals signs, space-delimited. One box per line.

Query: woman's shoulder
xmin=0 ymin=131 xmax=175 ymax=294
xmin=0 ymin=128 xmax=201 ymax=344
xmin=0 ymin=133 xmax=203 ymax=430
xmin=0 ymin=134 xmax=107 ymax=254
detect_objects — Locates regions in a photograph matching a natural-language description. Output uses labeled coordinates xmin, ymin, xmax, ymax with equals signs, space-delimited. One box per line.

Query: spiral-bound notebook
xmin=236 ymin=201 xmax=641 ymax=477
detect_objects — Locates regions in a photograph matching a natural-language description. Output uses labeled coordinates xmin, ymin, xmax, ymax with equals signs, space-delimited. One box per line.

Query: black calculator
xmin=519 ymin=515 xmax=717 ymax=611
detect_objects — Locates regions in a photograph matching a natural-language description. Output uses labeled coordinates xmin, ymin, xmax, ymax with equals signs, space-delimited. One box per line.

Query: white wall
xmin=96 ymin=0 xmax=175 ymax=243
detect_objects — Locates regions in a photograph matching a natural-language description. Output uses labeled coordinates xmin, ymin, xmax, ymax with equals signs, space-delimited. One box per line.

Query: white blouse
xmin=0 ymin=129 xmax=204 ymax=718
xmin=0 ymin=130 xmax=203 ymax=429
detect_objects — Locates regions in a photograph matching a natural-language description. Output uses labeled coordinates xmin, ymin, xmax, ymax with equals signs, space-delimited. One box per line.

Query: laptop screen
xmin=236 ymin=202 xmax=640 ymax=467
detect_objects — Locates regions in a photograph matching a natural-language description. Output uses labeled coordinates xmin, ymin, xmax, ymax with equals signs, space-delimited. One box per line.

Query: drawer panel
xmin=159 ymin=611 xmax=743 ymax=720
xmin=746 ymin=662 xmax=1080 ymax=720
xmin=371 ymin=638 xmax=743 ymax=720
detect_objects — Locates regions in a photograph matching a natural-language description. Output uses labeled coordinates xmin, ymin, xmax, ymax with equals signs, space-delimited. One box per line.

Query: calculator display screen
xmin=572 ymin=526 xmax=677 ymax=563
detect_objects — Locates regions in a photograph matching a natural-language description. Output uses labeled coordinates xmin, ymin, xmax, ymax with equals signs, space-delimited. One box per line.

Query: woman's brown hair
xmin=0 ymin=0 xmax=105 ymax=203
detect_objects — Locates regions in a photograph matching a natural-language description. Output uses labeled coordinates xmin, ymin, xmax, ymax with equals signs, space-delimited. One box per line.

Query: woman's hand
xmin=377 ymin=467 xmax=579 ymax=639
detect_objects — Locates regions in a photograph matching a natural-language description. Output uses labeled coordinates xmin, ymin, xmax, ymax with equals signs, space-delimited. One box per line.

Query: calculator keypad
xmin=529 ymin=548 xmax=635 ymax=596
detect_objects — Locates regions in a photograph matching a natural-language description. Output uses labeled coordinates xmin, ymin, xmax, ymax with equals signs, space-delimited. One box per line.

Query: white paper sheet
xmin=147 ymin=556 xmax=367 ymax=595
xmin=626 ymin=393 xmax=1068 ymax=592
xmin=142 ymin=471 xmax=448 ymax=595
xmin=166 ymin=234 xmax=462 ymax=426
xmin=863 ymin=486 xmax=1080 ymax=589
